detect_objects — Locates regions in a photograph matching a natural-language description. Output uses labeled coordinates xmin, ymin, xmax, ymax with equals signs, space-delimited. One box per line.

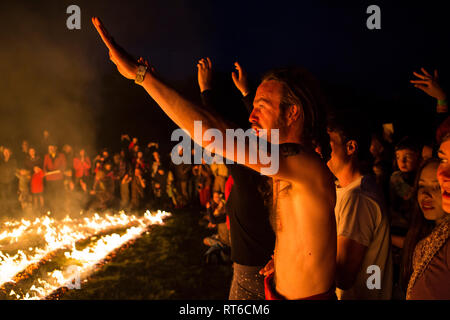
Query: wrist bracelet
xmin=135 ymin=65 xmax=148 ymax=84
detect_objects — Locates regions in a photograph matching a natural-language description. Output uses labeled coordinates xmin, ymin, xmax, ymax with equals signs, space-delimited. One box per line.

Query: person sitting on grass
xmin=203 ymin=191 xmax=230 ymax=248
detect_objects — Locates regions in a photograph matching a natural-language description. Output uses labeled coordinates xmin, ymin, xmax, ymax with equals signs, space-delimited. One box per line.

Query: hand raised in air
xmin=231 ymin=61 xmax=249 ymax=97
xmin=92 ymin=17 xmax=146 ymax=80
xmin=197 ymin=57 xmax=213 ymax=93
xmin=410 ymin=68 xmax=447 ymax=101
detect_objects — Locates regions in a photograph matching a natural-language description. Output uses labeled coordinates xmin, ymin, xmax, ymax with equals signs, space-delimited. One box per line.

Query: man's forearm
xmin=138 ymin=72 xmax=234 ymax=147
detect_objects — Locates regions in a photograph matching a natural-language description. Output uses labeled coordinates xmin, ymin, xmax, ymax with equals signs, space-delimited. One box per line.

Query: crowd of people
xmin=2 ymin=52 xmax=449 ymax=299
xmin=1 ymin=16 xmax=449 ymax=301
xmin=0 ymin=129 xmax=233 ymax=220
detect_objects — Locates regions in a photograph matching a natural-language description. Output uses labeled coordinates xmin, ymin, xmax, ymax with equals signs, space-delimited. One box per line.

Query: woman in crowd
xmin=401 ymin=118 xmax=450 ymax=299
xmin=400 ymin=158 xmax=448 ymax=299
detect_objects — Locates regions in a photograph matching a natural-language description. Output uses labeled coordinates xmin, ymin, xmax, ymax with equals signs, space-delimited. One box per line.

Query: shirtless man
xmin=92 ymin=17 xmax=336 ymax=299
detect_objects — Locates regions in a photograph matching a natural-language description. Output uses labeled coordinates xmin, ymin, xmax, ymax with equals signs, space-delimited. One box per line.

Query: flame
xmin=0 ymin=209 xmax=170 ymax=299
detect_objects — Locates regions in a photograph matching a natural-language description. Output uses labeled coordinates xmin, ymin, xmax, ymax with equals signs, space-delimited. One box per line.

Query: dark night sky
xmin=0 ymin=0 xmax=449 ymax=156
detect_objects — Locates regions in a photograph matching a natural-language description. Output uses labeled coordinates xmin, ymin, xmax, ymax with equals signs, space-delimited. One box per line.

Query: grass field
xmin=60 ymin=208 xmax=233 ymax=300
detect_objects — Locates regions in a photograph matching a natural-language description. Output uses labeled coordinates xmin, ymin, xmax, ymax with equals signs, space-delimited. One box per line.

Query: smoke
xmin=0 ymin=1 xmax=100 ymax=154
xmin=0 ymin=0 xmax=218 ymax=219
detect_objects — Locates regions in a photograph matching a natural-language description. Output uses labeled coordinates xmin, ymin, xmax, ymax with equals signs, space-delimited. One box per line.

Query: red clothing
xmin=43 ymin=153 xmax=66 ymax=181
xmin=73 ymin=157 xmax=91 ymax=178
xmin=31 ymin=170 xmax=44 ymax=194
xmin=225 ymin=175 xmax=234 ymax=230
xmin=199 ymin=186 xmax=211 ymax=207
xmin=264 ymin=273 xmax=336 ymax=300
xmin=225 ymin=175 xmax=234 ymax=201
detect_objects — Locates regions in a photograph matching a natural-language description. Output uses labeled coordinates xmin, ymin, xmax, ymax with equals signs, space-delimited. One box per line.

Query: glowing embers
xmin=0 ymin=210 xmax=170 ymax=299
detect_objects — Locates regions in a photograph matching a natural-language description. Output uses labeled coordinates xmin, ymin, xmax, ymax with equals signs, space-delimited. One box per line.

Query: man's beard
xmin=274 ymin=112 xmax=287 ymax=130
xmin=252 ymin=113 xmax=287 ymax=141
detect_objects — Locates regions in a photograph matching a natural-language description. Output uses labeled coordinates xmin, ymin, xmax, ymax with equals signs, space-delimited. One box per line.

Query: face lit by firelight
xmin=48 ymin=145 xmax=56 ymax=155
xmin=249 ymin=80 xmax=284 ymax=141
xmin=418 ymin=161 xmax=446 ymax=223
xmin=395 ymin=148 xmax=419 ymax=173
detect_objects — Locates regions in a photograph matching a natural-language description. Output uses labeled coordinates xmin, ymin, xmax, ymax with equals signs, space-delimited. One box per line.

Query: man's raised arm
xmin=92 ymin=17 xmax=274 ymax=174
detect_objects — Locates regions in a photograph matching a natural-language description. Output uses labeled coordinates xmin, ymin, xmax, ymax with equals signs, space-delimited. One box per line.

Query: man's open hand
xmin=231 ymin=62 xmax=249 ymax=97
xmin=92 ymin=17 xmax=141 ymax=80
xmin=259 ymin=256 xmax=274 ymax=277
xmin=410 ymin=68 xmax=447 ymax=100
xmin=197 ymin=57 xmax=213 ymax=93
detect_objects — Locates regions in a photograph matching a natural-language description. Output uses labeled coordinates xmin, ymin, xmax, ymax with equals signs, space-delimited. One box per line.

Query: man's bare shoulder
xmin=276 ymin=148 xmax=335 ymax=206
xmin=278 ymin=146 xmax=333 ymax=183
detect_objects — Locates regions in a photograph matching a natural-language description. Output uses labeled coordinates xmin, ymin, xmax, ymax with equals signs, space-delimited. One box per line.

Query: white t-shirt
xmin=335 ymin=175 xmax=393 ymax=300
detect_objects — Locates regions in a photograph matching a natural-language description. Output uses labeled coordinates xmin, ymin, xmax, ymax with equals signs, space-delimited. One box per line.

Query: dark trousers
xmin=229 ymin=263 xmax=265 ymax=300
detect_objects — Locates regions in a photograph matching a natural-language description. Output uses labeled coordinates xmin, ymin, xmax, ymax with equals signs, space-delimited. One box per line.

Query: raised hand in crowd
xmin=231 ymin=62 xmax=249 ymax=97
xmin=122 ymin=173 xmax=132 ymax=185
xmin=411 ymin=68 xmax=447 ymax=101
xmin=197 ymin=57 xmax=213 ymax=93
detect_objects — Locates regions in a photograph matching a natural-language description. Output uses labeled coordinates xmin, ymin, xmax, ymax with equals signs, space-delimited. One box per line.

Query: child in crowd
xmin=31 ymin=166 xmax=45 ymax=211
xmin=390 ymin=136 xmax=421 ymax=236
